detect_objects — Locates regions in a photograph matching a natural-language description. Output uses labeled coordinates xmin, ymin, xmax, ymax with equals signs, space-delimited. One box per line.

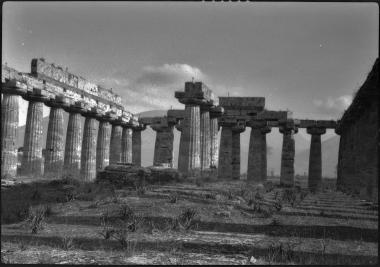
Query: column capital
xmin=210 ymin=106 xmax=224 ymax=118
xmin=1 ymin=80 xmax=28 ymax=96
xmin=22 ymin=88 xmax=49 ymax=103
xmin=260 ymin=126 xmax=272 ymax=135
xmin=279 ymin=125 xmax=298 ymax=134
xmin=132 ymin=123 xmax=147 ymax=132
xmin=63 ymin=101 xmax=86 ymax=114
xmin=247 ymin=120 xmax=267 ymax=129
xmin=150 ymin=123 xmax=173 ymax=132
xmin=307 ymin=126 xmax=326 ymax=135
xmin=81 ymin=107 xmax=103 ymax=119
xmin=44 ymin=95 xmax=70 ymax=109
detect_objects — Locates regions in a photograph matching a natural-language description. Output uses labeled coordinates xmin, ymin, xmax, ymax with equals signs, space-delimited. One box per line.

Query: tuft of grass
xmin=168 ymin=193 xmax=179 ymax=204
xmin=195 ymin=178 xmax=203 ymax=187
xmin=26 ymin=205 xmax=48 ymax=234
xmin=269 ymin=218 xmax=281 ymax=226
xmin=61 ymin=235 xmax=74 ymax=250
xmin=266 ymin=242 xmax=298 ymax=264
xmin=171 ymin=208 xmax=198 ymax=231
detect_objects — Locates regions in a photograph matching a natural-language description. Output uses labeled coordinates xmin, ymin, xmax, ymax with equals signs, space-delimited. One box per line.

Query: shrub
xmin=172 ymin=208 xmax=198 ymax=231
xmin=168 ymin=193 xmax=178 ymax=203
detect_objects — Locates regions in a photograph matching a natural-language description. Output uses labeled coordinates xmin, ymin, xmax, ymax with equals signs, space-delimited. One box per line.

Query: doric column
xmin=44 ymin=96 xmax=69 ymax=178
xmin=63 ymin=102 xmax=85 ymax=177
xmin=1 ymin=84 xmax=26 ymax=177
xmin=335 ymin=127 xmax=343 ymax=190
xmin=200 ymin=106 xmax=211 ymax=170
xmin=231 ymin=123 xmax=245 ymax=180
xmin=151 ymin=120 xmax=174 ymax=167
xmin=109 ymin=119 xmax=123 ymax=164
xmin=279 ymin=121 xmax=298 ymax=186
xmin=80 ymin=108 xmax=100 ymax=182
xmin=307 ymin=126 xmax=326 ymax=191
xmin=96 ymin=113 xmax=112 ymax=171
xmin=218 ymin=120 xmax=245 ymax=180
xmin=20 ymin=89 xmax=48 ymax=177
xmin=209 ymin=106 xmax=223 ymax=169
xmin=175 ymin=81 xmax=215 ymax=175
xmin=260 ymin=126 xmax=271 ymax=182
xmin=177 ymin=103 xmax=201 ymax=173
xmin=132 ymin=124 xmax=146 ymax=166
xmin=218 ymin=125 xmax=233 ymax=179
xmin=247 ymin=121 xmax=271 ymax=183
xmin=121 ymin=125 xmax=133 ymax=164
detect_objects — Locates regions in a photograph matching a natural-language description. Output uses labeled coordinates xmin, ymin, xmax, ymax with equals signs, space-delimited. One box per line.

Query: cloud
xmin=96 ymin=63 xmax=208 ymax=114
xmin=312 ymin=95 xmax=352 ymax=115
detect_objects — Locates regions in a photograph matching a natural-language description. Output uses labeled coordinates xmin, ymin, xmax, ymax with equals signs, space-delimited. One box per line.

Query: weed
xmin=177 ymin=208 xmax=198 ymax=230
xmin=204 ymin=192 xmax=216 ymax=200
xmin=266 ymin=242 xmax=297 ymax=263
xmin=136 ymin=186 xmax=146 ymax=196
xmin=195 ymin=178 xmax=203 ymax=187
xmin=36 ymin=252 xmax=55 ymax=264
xmin=18 ymin=240 xmax=28 ymax=251
xmin=269 ymin=218 xmax=281 ymax=226
xmin=225 ymin=190 xmax=234 ymax=200
xmin=26 ymin=205 xmax=47 ymax=234
xmin=61 ymin=235 xmax=74 ymax=250
xmin=31 ymin=189 xmax=42 ymax=200
xmin=168 ymin=193 xmax=179 ymax=203
xmin=113 ymin=228 xmax=138 ymax=255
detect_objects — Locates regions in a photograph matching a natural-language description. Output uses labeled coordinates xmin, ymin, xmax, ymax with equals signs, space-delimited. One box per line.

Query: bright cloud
xmin=312 ymin=95 xmax=353 ymax=115
xmin=97 ymin=63 xmax=209 ymax=114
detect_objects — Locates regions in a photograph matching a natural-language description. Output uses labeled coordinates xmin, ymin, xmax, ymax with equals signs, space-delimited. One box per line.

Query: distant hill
xmin=137 ymin=110 xmax=167 ymax=118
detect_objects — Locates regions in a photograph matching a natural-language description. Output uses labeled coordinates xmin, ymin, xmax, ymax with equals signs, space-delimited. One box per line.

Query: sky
xmin=2 ymin=1 xmax=378 ymax=170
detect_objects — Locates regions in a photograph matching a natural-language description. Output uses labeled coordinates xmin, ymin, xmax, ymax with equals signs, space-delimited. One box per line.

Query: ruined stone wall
xmin=336 ymin=58 xmax=378 ymax=202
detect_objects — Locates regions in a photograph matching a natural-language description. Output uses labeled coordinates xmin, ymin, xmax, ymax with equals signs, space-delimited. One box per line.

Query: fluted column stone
xmin=121 ymin=126 xmax=133 ymax=164
xmin=96 ymin=117 xmax=111 ymax=171
xmin=20 ymin=90 xmax=48 ymax=177
xmin=218 ymin=126 xmax=233 ymax=179
xmin=307 ymin=126 xmax=326 ymax=191
xmin=178 ymin=104 xmax=201 ymax=173
xmin=210 ymin=117 xmax=219 ymax=168
xmin=44 ymin=97 xmax=69 ymax=178
xmin=151 ymin=124 xmax=174 ymax=167
xmin=63 ymin=103 xmax=85 ymax=177
xmin=231 ymin=125 xmax=245 ymax=180
xmin=80 ymin=109 xmax=100 ymax=182
xmin=109 ymin=122 xmax=123 ymax=164
xmin=260 ymin=126 xmax=271 ymax=182
xmin=1 ymin=94 xmax=20 ymax=177
xmin=132 ymin=125 xmax=145 ymax=166
xmin=200 ymin=107 xmax=211 ymax=170
xmin=279 ymin=124 xmax=297 ymax=186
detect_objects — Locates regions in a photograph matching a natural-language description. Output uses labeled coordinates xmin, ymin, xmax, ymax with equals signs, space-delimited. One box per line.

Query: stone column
xmin=279 ymin=123 xmax=297 ymax=186
xmin=307 ymin=126 xmax=326 ymax=191
xmin=132 ymin=125 xmax=145 ymax=166
xmin=44 ymin=96 xmax=69 ymax=178
xmin=218 ymin=125 xmax=233 ymax=179
xmin=63 ymin=102 xmax=85 ymax=177
xmin=200 ymin=106 xmax=211 ymax=170
xmin=1 ymin=84 xmax=26 ymax=177
xmin=121 ymin=125 xmax=133 ymax=164
xmin=247 ymin=121 xmax=271 ymax=183
xmin=96 ymin=114 xmax=111 ymax=171
xmin=177 ymin=104 xmax=201 ymax=173
xmin=335 ymin=128 xmax=343 ymax=190
xmin=109 ymin=121 xmax=123 ymax=164
xmin=151 ymin=123 xmax=174 ymax=167
xmin=231 ymin=124 xmax=245 ymax=180
xmin=260 ymin=126 xmax=271 ymax=182
xmin=20 ymin=89 xmax=48 ymax=177
xmin=209 ymin=106 xmax=223 ymax=169
xmin=80 ymin=108 xmax=100 ymax=182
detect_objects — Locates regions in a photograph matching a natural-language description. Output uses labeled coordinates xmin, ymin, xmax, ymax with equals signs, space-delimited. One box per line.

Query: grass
xmin=25 ymin=205 xmax=49 ymax=234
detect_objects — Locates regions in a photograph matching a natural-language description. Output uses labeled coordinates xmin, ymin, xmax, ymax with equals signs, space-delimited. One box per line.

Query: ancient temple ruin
xmin=1 ymin=57 xmax=378 ymax=198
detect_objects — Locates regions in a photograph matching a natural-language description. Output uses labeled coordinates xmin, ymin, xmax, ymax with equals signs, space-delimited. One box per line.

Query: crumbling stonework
xmin=336 ymin=58 xmax=378 ymax=202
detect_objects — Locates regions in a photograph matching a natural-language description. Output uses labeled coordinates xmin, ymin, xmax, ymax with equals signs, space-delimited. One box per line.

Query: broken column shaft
xmin=20 ymin=89 xmax=48 ymax=177
xmin=63 ymin=102 xmax=85 ymax=177
xmin=44 ymin=96 xmax=69 ymax=178
xmin=247 ymin=120 xmax=271 ymax=183
xmin=1 ymin=84 xmax=26 ymax=177
xmin=279 ymin=120 xmax=298 ymax=186
xmin=307 ymin=126 xmax=326 ymax=191
xmin=80 ymin=108 xmax=100 ymax=182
